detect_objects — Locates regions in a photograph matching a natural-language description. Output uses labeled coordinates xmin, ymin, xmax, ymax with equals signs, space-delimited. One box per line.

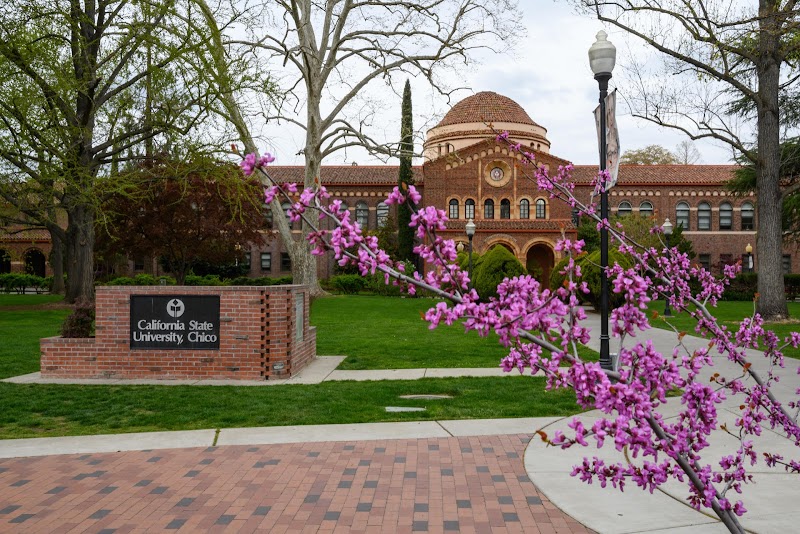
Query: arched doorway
xmin=0 ymin=249 xmax=10 ymax=274
xmin=24 ymin=248 xmax=46 ymax=277
xmin=526 ymin=244 xmax=555 ymax=285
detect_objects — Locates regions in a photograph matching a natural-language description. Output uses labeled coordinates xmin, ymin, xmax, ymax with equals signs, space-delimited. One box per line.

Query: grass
xmin=647 ymin=299 xmax=800 ymax=359
xmin=313 ymin=295 xmax=598 ymax=369
xmin=0 ymin=294 xmax=584 ymax=439
xmin=0 ymin=377 xmax=581 ymax=439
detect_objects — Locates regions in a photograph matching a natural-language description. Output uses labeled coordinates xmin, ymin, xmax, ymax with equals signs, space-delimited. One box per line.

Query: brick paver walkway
xmin=0 ymin=433 xmax=591 ymax=533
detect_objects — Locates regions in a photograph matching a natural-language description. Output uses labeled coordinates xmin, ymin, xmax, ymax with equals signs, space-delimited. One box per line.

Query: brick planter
xmin=41 ymin=285 xmax=316 ymax=380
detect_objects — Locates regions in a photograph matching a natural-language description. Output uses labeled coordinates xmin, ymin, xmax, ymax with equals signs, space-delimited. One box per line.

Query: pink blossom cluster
xmin=242 ymin=149 xmax=800 ymax=531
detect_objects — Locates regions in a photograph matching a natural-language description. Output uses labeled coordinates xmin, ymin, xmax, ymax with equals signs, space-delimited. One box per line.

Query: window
xmin=500 ymin=199 xmax=511 ymax=219
xmin=617 ymin=201 xmax=632 ymax=217
xmin=133 ymin=257 xmax=145 ymax=271
xmin=535 ymin=199 xmax=547 ymax=219
xmin=720 ymin=203 xmax=732 ymax=230
xmin=639 ymin=201 xmax=653 ymax=218
xmin=741 ymin=202 xmax=754 ymax=230
xmin=280 ymin=252 xmax=291 ymax=271
xmin=783 ymin=255 xmax=791 ymax=274
xmin=449 ymin=199 xmax=459 ymax=219
xmin=464 ymin=199 xmax=475 ymax=219
xmin=676 ymin=201 xmax=690 ymax=229
xmin=377 ymin=202 xmax=389 ymax=228
xmin=264 ymin=203 xmax=274 ymax=229
xmin=260 ymin=252 xmax=272 ymax=271
xmin=698 ymin=202 xmax=711 ymax=230
xmin=356 ymin=201 xmax=369 ymax=228
xmin=244 ymin=252 xmax=251 ymax=268
xmin=282 ymin=202 xmax=293 ymax=227
xmin=699 ymin=253 xmax=711 ymax=271
xmin=519 ymin=199 xmax=530 ymax=219
xmin=484 ymin=199 xmax=494 ymax=219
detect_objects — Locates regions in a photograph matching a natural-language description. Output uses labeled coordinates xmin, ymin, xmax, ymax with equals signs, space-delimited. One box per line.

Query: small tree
xmin=398 ymin=80 xmax=416 ymax=263
xmin=98 ymin=159 xmax=266 ymax=284
xmin=620 ymin=145 xmax=678 ymax=165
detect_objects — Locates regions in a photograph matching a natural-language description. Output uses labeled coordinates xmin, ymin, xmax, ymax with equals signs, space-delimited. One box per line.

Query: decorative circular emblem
xmin=166 ymin=298 xmax=185 ymax=318
xmin=490 ymin=167 xmax=504 ymax=181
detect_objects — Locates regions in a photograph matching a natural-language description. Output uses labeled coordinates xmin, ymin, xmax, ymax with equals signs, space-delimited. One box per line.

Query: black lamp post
xmin=466 ymin=218 xmax=476 ymax=289
xmin=589 ymin=30 xmax=617 ymax=372
xmin=662 ymin=218 xmax=673 ymax=318
xmin=746 ymin=243 xmax=753 ymax=273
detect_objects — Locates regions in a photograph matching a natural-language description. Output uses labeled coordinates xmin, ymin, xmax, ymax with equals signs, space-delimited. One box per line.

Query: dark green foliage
xmin=330 ymin=274 xmax=366 ymax=294
xmin=577 ymin=215 xmax=694 ymax=259
xmin=397 ymin=79 xmax=416 ymax=262
xmin=184 ymin=274 xmax=224 ymax=286
xmin=472 ymin=246 xmax=526 ymax=301
xmin=785 ymin=274 xmax=800 ymax=301
xmin=0 ymin=273 xmax=49 ymax=294
xmin=721 ymin=273 xmax=758 ymax=301
xmin=60 ymin=298 xmax=95 ymax=338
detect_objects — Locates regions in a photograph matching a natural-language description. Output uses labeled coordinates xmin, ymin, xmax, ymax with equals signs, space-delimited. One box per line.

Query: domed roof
xmin=434 ymin=91 xmax=539 ymax=128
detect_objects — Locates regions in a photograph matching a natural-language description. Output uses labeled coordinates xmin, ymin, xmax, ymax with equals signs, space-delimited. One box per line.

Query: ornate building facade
xmin=0 ymin=91 xmax=785 ymax=282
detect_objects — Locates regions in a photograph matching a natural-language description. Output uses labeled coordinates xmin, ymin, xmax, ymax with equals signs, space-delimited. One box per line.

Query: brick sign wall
xmin=41 ymin=285 xmax=316 ymax=380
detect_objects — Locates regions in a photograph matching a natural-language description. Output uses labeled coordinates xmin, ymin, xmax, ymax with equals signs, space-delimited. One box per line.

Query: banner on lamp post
xmin=594 ymin=89 xmax=620 ymax=189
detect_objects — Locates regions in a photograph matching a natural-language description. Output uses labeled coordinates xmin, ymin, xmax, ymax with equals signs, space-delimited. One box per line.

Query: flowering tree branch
xmin=241 ymin=147 xmax=799 ymax=533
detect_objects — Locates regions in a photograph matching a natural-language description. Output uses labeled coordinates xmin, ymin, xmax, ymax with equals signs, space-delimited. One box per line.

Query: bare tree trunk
xmin=755 ymin=5 xmax=788 ymax=321
xmin=64 ymin=205 xmax=95 ymax=303
xmin=48 ymin=226 xmax=66 ymax=295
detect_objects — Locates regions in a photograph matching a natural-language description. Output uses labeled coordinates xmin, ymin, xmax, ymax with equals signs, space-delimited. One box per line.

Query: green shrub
xmin=133 ymin=274 xmax=158 ymax=285
xmin=184 ymin=274 xmax=225 ymax=286
xmin=786 ymin=274 xmax=800 ymax=301
xmin=330 ymin=274 xmax=366 ymax=294
xmin=472 ymin=246 xmax=525 ymax=301
xmin=104 ymin=276 xmax=136 ymax=285
xmin=722 ymin=273 xmax=757 ymax=301
xmin=0 ymin=273 xmax=44 ymax=293
xmin=61 ymin=298 xmax=95 ymax=338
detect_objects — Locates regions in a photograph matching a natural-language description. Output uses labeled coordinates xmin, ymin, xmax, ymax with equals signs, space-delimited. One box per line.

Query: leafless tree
xmin=674 ymin=140 xmax=702 ymax=165
xmin=581 ymin=0 xmax=800 ymax=320
xmin=218 ymin=0 xmax=524 ymax=295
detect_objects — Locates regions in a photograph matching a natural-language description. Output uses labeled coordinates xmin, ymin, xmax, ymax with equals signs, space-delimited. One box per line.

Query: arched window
xmin=698 ymin=202 xmax=711 ymax=230
xmin=535 ymin=199 xmax=547 ymax=219
xmin=519 ymin=199 xmax=530 ymax=219
xmin=719 ymin=202 xmax=732 ymax=230
xmin=676 ymin=201 xmax=690 ymax=229
xmin=741 ymin=202 xmax=754 ymax=230
xmin=639 ymin=201 xmax=653 ymax=218
xmin=465 ymin=199 xmax=475 ymax=219
xmin=617 ymin=201 xmax=632 ymax=217
xmin=500 ymin=199 xmax=511 ymax=219
xmin=376 ymin=202 xmax=389 ymax=228
xmin=484 ymin=199 xmax=494 ymax=219
xmin=355 ymin=201 xmax=369 ymax=228
xmin=449 ymin=199 xmax=459 ymax=219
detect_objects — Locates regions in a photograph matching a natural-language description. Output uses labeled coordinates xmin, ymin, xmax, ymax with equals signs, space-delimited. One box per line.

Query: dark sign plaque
xmin=130 ymin=295 xmax=220 ymax=350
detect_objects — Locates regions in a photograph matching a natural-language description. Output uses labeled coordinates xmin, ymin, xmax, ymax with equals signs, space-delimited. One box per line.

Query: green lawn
xmin=0 ymin=294 xmax=583 ymax=439
xmin=647 ymin=299 xmax=800 ymax=359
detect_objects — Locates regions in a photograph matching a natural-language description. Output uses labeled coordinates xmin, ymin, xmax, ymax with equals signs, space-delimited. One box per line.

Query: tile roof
xmin=265 ymin=166 xmax=423 ymax=186
xmin=0 ymin=228 xmax=51 ymax=241
xmin=571 ymin=165 xmax=739 ymax=185
xmin=433 ymin=92 xmax=542 ymax=129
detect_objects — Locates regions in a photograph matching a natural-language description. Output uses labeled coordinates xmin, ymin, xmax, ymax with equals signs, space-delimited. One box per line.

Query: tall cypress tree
xmin=397 ymin=80 xmax=416 ymax=262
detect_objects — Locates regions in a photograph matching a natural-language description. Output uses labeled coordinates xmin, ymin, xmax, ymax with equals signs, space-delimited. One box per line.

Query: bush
xmin=104 ymin=276 xmax=136 ymax=285
xmin=0 ymin=273 xmax=45 ymax=293
xmin=551 ymin=250 xmax=633 ymax=310
xmin=330 ymin=274 xmax=366 ymax=294
xmin=472 ymin=246 xmax=526 ymax=301
xmin=184 ymin=274 xmax=225 ymax=286
xmin=722 ymin=273 xmax=757 ymax=301
xmin=786 ymin=274 xmax=800 ymax=301
xmin=61 ymin=298 xmax=95 ymax=338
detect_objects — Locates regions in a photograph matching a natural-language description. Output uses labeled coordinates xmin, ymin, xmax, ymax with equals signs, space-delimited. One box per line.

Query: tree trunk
xmin=48 ymin=227 xmax=66 ymax=295
xmin=64 ymin=205 xmax=96 ymax=303
xmin=755 ymin=3 xmax=789 ymax=321
xmin=299 ymin=95 xmax=324 ymax=296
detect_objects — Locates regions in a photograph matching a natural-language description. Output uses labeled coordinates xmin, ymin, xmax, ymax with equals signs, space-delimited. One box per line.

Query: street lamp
xmin=746 ymin=243 xmax=753 ymax=273
xmin=662 ymin=218 xmax=673 ymax=318
xmin=589 ymin=30 xmax=616 ymax=372
xmin=465 ymin=219 xmax=476 ymax=289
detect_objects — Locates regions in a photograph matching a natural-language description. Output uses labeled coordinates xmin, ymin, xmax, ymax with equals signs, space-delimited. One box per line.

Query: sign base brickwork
xmin=41 ymin=286 xmax=316 ymax=380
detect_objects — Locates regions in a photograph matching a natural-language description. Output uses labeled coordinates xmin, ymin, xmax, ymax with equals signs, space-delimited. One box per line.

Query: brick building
xmin=0 ymin=91 xmax=789 ymax=282
xmin=253 ymin=91 xmax=776 ymax=281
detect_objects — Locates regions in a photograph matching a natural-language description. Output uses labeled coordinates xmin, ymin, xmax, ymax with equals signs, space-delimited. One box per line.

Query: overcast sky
xmin=256 ymin=2 xmax=736 ymax=167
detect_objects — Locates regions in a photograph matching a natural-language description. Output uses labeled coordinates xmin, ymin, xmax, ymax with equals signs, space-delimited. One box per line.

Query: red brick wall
xmin=41 ymin=285 xmax=316 ymax=381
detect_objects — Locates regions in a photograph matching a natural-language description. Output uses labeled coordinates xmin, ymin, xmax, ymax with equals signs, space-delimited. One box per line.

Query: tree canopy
xmin=620 ymin=145 xmax=678 ymax=165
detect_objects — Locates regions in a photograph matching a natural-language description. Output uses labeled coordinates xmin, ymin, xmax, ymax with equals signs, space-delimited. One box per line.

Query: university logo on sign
xmin=130 ymin=295 xmax=220 ymax=350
